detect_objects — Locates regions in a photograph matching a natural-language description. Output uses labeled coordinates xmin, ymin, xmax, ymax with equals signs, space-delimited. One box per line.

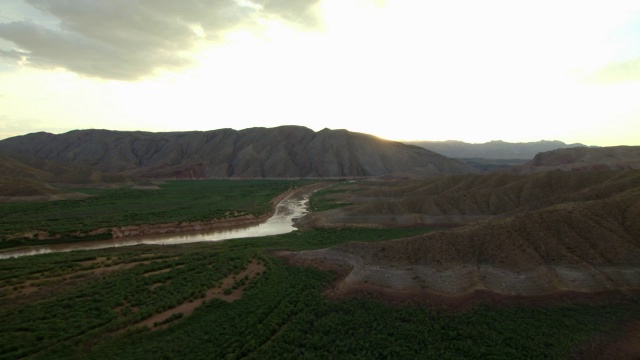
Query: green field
xmin=308 ymin=181 xmax=358 ymax=212
xmin=0 ymin=228 xmax=637 ymax=359
xmin=0 ymin=180 xmax=638 ymax=359
xmin=0 ymin=180 xmax=313 ymax=248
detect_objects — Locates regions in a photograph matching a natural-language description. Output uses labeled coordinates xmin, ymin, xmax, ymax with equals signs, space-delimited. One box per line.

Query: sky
xmin=1 ymin=0 xmax=640 ymax=146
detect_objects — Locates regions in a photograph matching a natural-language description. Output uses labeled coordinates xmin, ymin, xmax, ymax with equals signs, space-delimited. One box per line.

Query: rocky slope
xmin=0 ymin=126 xmax=475 ymax=179
xmin=298 ymin=170 xmax=640 ymax=227
xmin=290 ymin=169 xmax=640 ymax=299
xmin=0 ymin=153 xmax=131 ymax=197
xmin=519 ymin=146 xmax=640 ymax=172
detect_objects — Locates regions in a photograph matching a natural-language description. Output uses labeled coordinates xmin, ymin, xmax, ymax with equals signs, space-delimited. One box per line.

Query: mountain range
xmin=519 ymin=145 xmax=640 ymax=172
xmin=1 ymin=126 xmax=639 ymax=199
xmin=0 ymin=126 xmax=474 ymax=180
xmin=408 ymin=139 xmax=586 ymax=159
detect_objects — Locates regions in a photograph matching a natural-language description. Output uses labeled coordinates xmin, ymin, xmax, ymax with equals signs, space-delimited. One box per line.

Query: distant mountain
xmin=408 ymin=140 xmax=586 ymax=159
xmin=519 ymin=146 xmax=640 ymax=172
xmin=0 ymin=126 xmax=476 ymax=179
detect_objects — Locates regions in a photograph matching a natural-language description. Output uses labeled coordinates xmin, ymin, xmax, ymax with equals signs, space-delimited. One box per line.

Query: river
xmin=0 ymin=187 xmax=316 ymax=259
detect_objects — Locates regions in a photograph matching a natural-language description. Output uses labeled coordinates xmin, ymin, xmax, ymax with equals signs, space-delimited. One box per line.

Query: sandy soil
xmin=143 ymin=265 xmax=185 ymax=277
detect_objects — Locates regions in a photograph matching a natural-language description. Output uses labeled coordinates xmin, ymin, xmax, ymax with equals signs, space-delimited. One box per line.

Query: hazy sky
xmin=1 ymin=0 xmax=640 ymax=145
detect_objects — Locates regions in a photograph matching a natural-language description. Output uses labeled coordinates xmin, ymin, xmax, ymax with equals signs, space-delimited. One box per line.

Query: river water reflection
xmin=0 ymin=189 xmax=313 ymax=259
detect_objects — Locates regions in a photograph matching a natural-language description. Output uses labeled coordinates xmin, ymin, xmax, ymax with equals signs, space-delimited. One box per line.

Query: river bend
xmin=0 ymin=187 xmax=315 ymax=259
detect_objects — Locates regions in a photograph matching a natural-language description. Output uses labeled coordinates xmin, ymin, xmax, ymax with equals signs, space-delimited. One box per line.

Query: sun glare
xmin=1 ymin=0 xmax=639 ymax=145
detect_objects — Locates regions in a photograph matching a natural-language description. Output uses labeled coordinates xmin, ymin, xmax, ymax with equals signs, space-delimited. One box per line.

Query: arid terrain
xmin=2 ymin=134 xmax=640 ymax=358
xmin=290 ymin=158 xmax=640 ymax=303
xmin=519 ymin=145 xmax=640 ymax=172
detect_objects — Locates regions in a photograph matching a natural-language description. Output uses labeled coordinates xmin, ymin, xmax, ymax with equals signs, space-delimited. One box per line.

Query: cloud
xmin=0 ymin=0 xmax=323 ymax=80
xmin=0 ymin=48 xmax=26 ymax=61
xmin=586 ymin=57 xmax=640 ymax=84
xmin=254 ymin=0 xmax=323 ymax=28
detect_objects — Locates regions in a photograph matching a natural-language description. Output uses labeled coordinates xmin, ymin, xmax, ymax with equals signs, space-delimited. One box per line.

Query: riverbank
xmin=107 ymin=182 xmax=329 ymax=238
xmin=1 ymin=182 xmax=331 ymax=258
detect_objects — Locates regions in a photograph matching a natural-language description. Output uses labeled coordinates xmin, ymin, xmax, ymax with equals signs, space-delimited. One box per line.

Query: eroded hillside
xmin=298 ymin=170 xmax=640 ymax=228
xmin=0 ymin=153 xmax=131 ymax=198
xmin=289 ymin=169 xmax=640 ymax=300
xmin=520 ymin=146 xmax=640 ymax=172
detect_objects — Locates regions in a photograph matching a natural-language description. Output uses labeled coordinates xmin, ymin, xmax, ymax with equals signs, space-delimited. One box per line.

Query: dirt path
xmin=130 ymin=258 xmax=266 ymax=331
xmin=0 ymin=256 xmax=163 ymax=307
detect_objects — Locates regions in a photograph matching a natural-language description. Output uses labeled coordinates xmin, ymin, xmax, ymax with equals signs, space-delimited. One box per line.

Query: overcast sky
xmin=1 ymin=0 xmax=639 ymax=145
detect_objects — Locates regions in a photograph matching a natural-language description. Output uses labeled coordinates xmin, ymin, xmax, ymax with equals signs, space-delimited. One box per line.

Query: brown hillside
xmin=0 ymin=178 xmax=59 ymax=197
xmin=520 ymin=146 xmax=640 ymax=172
xmin=298 ymin=170 xmax=640 ymax=228
xmin=0 ymin=153 xmax=132 ymax=197
xmin=289 ymin=169 xmax=640 ymax=298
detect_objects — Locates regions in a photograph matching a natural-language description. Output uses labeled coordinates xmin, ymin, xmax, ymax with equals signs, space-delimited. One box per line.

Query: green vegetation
xmin=0 ymin=179 xmax=638 ymax=359
xmin=0 ymin=229 xmax=638 ymax=359
xmin=309 ymin=181 xmax=359 ymax=211
xmin=0 ymin=180 xmax=311 ymax=247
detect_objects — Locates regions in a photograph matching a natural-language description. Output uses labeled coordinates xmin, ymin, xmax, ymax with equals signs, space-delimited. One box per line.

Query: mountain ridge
xmin=0 ymin=126 xmax=476 ymax=179
xmin=408 ymin=139 xmax=588 ymax=159
xmin=519 ymin=145 xmax=640 ymax=172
